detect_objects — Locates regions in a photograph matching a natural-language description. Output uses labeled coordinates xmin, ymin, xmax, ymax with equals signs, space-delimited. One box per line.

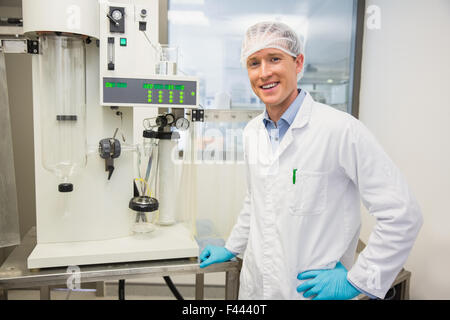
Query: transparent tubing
xmin=38 ymin=35 xmax=87 ymax=191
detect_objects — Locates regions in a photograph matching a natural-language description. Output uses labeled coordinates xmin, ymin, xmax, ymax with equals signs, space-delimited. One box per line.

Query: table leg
xmin=96 ymin=281 xmax=105 ymax=297
xmin=195 ymin=273 xmax=204 ymax=300
xmin=403 ymin=278 xmax=410 ymax=300
xmin=0 ymin=289 xmax=7 ymax=300
xmin=118 ymin=279 xmax=125 ymax=300
xmin=40 ymin=286 xmax=50 ymax=300
xmin=225 ymin=270 xmax=239 ymax=300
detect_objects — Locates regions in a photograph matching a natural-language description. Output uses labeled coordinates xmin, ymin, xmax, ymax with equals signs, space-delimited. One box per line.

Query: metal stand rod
xmin=195 ymin=273 xmax=204 ymax=300
xmin=225 ymin=270 xmax=239 ymax=300
xmin=118 ymin=279 xmax=125 ymax=300
xmin=40 ymin=286 xmax=50 ymax=300
xmin=0 ymin=289 xmax=7 ymax=300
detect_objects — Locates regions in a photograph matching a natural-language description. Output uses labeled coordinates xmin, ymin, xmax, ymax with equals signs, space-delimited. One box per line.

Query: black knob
xmin=58 ymin=183 xmax=73 ymax=192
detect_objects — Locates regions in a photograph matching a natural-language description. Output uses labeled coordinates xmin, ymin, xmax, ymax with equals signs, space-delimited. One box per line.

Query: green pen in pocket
xmin=293 ymin=169 xmax=297 ymax=184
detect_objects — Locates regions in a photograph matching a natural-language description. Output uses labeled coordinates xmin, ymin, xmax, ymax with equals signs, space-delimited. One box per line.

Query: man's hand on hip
xmin=296 ymin=262 xmax=360 ymax=300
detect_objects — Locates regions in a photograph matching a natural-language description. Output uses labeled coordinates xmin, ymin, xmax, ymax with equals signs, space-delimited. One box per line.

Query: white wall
xmin=359 ymin=0 xmax=450 ymax=299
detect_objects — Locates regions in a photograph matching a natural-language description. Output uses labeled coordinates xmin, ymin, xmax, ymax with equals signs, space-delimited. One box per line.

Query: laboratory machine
xmin=16 ymin=0 xmax=200 ymax=269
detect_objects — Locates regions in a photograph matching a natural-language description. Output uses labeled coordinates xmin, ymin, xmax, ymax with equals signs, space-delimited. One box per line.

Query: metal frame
xmin=349 ymin=0 xmax=366 ymax=118
xmin=0 ymin=228 xmax=241 ymax=300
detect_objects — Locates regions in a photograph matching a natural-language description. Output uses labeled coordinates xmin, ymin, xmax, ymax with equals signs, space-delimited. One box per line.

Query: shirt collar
xmin=263 ymin=89 xmax=306 ymax=127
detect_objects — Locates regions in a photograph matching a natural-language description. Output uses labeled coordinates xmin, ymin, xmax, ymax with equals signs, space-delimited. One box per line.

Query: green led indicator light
xmin=105 ymin=82 xmax=127 ymax=88
xmin=120 ymin=38 xmax=127 ymax=46
xmin=191 ymin=91 xmax=195 ymax=96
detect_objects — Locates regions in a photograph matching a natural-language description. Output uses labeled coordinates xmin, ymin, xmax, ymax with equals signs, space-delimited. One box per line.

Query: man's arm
xmin=339 ymin=117 xmax=423 ymax=299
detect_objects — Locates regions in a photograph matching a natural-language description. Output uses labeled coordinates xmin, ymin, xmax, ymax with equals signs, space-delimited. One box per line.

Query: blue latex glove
xmin=199 ymin=245 xmax=235 ymax=268
xmin=296 ymin=262 xmax=361 ymax=300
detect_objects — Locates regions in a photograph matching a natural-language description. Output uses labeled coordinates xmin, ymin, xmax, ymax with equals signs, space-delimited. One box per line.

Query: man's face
xmin=246 ymin=48 xmax=304 ymax=110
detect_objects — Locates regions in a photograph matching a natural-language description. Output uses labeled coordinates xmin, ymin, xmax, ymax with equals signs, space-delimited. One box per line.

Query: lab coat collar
xmin=262 ymin=89 xmax=306 ymax=127
xmin=256 ymin=91 xmax=314 ymax=163
xmin=257 ymin=91 xmax=313 ymax=131
xmin=290 ymin=91 xmax=313 ymax=130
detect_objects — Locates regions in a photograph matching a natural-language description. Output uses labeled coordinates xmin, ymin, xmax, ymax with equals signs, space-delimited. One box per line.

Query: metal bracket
xmin=27 ymin=39 xmax=39 ymax=54
xmin=99 ymin=138 xmax=121 ymax=180
xmin=191 ymin=109 xmax=204 ymax=122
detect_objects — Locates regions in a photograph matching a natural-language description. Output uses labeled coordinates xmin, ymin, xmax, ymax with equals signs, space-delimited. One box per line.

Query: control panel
xmin=98 ymin=1 xmax=198 ymax=108
xmin=103 ymin=77 xmax=197 ymax=106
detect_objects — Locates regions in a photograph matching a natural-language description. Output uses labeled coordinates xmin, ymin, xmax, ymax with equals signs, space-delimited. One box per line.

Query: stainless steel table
xmin=0 ymin=228 xmax=242 ymax=300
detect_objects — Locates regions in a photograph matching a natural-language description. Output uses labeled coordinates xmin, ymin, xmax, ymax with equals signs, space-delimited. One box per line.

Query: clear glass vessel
xmin=38 ymin=35 xmax=87 ymax=191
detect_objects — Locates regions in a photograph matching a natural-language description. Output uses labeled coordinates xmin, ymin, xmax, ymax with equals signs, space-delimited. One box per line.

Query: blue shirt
xmin=263 ymin=89 xmax=307 ymax=152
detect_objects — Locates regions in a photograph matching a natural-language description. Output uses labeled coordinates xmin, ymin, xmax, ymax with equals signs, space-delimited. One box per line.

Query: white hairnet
xmin=240 ymin=21 xmax=305 ymax=79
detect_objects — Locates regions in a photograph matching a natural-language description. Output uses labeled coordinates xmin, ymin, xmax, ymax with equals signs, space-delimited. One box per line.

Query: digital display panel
xmin=103 ymin=77 xmax=197 ymax=106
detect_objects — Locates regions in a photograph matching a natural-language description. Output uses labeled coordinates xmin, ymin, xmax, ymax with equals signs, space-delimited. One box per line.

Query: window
xmin=168 ymin=0 xmax=361 ymax=114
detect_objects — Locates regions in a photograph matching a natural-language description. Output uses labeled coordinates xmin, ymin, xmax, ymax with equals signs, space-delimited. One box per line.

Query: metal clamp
xmin=191 ymin=109 xmax=204 ymax=122
xmin=27 ymin=39 xmax=39 ymax=54
xmin=99 ymin=138 xmax=121 ymax=180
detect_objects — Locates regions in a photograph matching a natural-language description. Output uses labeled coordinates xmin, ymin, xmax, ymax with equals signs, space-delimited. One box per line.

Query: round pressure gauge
xmin=112 ymin=9 xmax=123 ymax=21
xmin=175 ymin=117 xmax=190 ymax=131
xmin=165 ymin=113 xmax=175 ymax=125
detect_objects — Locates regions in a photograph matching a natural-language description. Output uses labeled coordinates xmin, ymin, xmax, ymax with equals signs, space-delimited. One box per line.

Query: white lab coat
xmin=225 ymin=92 xmax=422 ymax=299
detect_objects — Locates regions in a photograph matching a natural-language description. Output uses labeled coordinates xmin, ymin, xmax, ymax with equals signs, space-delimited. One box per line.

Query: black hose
xmin=384 ymin=286 xmax=397 ymax=300
xmin=163 ymin=276 xmax=184 ymax=300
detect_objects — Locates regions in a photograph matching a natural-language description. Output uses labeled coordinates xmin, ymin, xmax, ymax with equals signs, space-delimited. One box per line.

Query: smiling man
xmin=199 ymin=21 xmax=422 ymax=300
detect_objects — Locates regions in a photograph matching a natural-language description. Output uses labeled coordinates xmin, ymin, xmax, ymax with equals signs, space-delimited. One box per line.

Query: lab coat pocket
xmin=289 ymin=171 xmax=328 ymax=216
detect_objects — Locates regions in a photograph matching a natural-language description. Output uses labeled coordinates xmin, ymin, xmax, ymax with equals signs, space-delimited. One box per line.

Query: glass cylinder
xmin=156 ymin=45 xmax=178 ymax=75
xmin=38 ymin=35 xmax=87 ymax=191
